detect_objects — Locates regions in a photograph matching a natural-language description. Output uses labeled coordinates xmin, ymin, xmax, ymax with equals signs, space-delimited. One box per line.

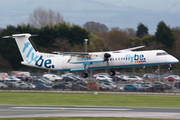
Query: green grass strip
xmin=0 ymin=92 xmax=180 ymax=107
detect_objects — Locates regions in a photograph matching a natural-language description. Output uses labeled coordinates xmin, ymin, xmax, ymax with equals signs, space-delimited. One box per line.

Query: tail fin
xmin=3 ymin=33 xmax=39 ymax=64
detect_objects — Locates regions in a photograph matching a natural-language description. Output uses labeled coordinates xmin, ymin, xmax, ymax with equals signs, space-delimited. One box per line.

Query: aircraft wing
xmin=112 ymin=46 xmax=145 ymax=53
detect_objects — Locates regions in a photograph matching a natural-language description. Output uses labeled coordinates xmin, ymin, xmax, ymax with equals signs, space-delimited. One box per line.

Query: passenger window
xmin=156 ymin=53 xmax=162 ymax=56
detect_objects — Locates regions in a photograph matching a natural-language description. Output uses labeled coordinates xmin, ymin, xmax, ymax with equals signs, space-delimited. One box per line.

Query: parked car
xmin=166 ymin=75 xmax=180 ymax=81
xmin=76 ymin=81 xmax=88 ymax=87
xmin=63 ymin=82 xmax=73 ymax=89
xmin=5 ymin=76 xmax=21 ymax=81
xmin=154 ymin=81 xmax=165 ymax=85
xmin=27 ymin=83 xmax=36 ymax=89
xmin=18 ymin=83 xmax=29 ymax=89
xmin=0 ymin=83 xmax=8 ymax=89
xmin=118 ymin=74 xmax=129 ymax=81
xmin=4 ymin=82 xmax=19 ymax=89
xmin=147 ymin=84 xmax=165 ymax=92
xmin=0 ymin=78 xmax=4 ymax=82
xmin=32 ymin=79 xmax=46 ymax=85
xmin=141 ymin=84 xmax=151 ymax=91
xmin=128 ymin=76 xmax=143 ymax=81
xmin=164 ymin=84 xmax=172 ymax=90
xmin=61 ymin=73 xmax=75 ymax=77
xmin=109 ymin=75 xmax=122 ymax=81
xmin=100 ymin=83 xmax=113 ymax=90
xmin=96 ymin=75 xmax=112 ymax=81
xmin=52 ymin=83 xmax=67 ymax=90
xmin=35 ymin=84 xmax=51 ymax=90
xmin=62 ymin=76 xmax=78 ymax=82
xmin=174 ymin=82 xmax=180 ymax=88
xmin=143 ymin=82 xmax=153 ymax=87
xmin=103 ymin=82 xmax=117 ymax=89
xmin=99 ymin=84 xmax=107 ymax=91
xmin=71 ymin=84 xmax=87 ymax=91
xmin=124 ymin=85 xmax=138 ymax=91
xmin=93 ymin=73 xmax=109 ymax=78
xmin=43 ymin=74 xmax=62 ymax=82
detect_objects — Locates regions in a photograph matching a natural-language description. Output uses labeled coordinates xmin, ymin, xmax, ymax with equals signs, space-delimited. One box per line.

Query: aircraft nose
xmin=172 ymin=56 xmax=179 ymax=63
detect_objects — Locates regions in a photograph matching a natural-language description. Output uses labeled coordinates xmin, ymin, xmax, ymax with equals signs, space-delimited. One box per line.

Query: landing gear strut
xmin=81 ymin=65 xmax=89 ymax=78
xmin=168 ymin=64 xmax=172 ymax=71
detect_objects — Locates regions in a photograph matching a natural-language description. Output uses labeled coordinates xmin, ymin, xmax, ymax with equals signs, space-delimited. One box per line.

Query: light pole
xmin=84 ymin=39 xmax=88 ymax=52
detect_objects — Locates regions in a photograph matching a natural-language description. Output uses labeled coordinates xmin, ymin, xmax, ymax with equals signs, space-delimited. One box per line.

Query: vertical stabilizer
xmin=3 ymin=33 xmax=39 ymax=64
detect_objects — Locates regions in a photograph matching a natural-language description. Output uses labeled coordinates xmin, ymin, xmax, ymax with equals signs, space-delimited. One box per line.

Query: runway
xmin=0 ymin=105 xmax=180 ymax=119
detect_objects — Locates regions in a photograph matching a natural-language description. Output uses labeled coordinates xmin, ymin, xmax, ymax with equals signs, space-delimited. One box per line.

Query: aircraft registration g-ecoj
xmin=3 ymin=33 xmax=179 ymax=78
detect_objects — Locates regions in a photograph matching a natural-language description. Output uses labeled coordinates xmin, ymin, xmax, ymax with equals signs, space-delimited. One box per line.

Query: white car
xmin=5 ymin=76 xmax=21 ymax=81
xmin=96 ymin=75 xmax=112 ymax=81
xmin=100 ymin=83 xmax=113 ymax=90
xmin=103 ymin=82 xmax=117 ymax=89
xmin=128 ymin=76 xmax=143 ymax=81
xmin=43 ymin=74 xmax=62 ymax=82
xmin=93 ymin=73 xmax=109 ymax=78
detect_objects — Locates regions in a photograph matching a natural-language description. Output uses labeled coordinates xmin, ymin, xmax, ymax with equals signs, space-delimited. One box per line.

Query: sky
xmin=0 ymin=0 xmax=180 ymax=34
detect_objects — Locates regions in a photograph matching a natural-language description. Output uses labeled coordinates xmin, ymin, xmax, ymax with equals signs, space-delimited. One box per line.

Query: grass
xmin=0 ymin=117 xmax=177 ymax=120
xmin=0 ymin=91 xmax=180 ymax=107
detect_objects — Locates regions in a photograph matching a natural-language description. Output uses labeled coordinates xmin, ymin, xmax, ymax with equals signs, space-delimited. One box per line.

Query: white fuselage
xmin=22 ymin=50 xmax=179 ymax=71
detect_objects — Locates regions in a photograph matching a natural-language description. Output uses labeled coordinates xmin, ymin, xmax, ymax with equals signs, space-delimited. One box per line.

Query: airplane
xmin=3 ymin=33 xmax=179 ymax=78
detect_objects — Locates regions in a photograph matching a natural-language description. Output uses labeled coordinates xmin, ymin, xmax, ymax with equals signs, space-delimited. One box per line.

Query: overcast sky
xmin=0 ymin=0 xmax=180 ymax=34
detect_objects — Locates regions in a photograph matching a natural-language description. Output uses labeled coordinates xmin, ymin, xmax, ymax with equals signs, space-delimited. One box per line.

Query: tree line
xmin=0 ymin=7 xmax=180 ymax=71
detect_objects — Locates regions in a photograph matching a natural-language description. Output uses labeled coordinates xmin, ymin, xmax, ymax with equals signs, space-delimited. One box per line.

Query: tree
xmin=83 ymin=21 xmax=108 ymax=33
xmin=104 ymin=29 xmax=130 ymax=50
xmin=155 ymin=21 xmax=175 ymax=48
xmin=136 ymin=23 xmax=148 ymax=38
xmin=29 ymin=7 xmax=64 ymax=28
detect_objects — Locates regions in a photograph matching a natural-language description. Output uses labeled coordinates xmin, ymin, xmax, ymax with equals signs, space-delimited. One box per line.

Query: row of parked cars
xmin=0 ymin=72 xmax=180 ymax=92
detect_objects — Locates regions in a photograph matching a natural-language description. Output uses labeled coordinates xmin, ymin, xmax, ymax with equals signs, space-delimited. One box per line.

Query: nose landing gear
xmin=168 ymin=64 xmax=172 ymax=70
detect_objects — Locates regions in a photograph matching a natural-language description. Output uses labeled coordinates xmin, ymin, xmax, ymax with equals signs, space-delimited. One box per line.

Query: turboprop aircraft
xmin=3 ymin=33 xmax=179 ymax=78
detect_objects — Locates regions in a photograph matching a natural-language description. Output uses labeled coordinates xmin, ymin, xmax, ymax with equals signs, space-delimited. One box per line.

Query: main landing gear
xmin=81 ymin=69 xmax=116 ymax=78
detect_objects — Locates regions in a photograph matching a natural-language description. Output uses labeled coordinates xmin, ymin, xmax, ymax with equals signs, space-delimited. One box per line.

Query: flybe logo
xmin=23 ymin=42 xmax=55 ymax=68
xmin=125 ymin=54 xmax=146 ymax=63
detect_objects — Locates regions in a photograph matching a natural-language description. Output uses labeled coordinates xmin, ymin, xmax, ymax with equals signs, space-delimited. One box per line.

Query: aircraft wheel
xmin=168 ymin=66 xmax=172 ymax=70
xmin=81 ymin=72 xmax=88 ymax=78
xmin=109 ymin=70 xmax=116 ymax=76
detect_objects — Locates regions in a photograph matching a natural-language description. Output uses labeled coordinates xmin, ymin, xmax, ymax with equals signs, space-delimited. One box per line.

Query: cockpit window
xmin=156 ymin=52 xmax=168 ymax=56
xmin=162 ymin=52 xmax=168 ymax=55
